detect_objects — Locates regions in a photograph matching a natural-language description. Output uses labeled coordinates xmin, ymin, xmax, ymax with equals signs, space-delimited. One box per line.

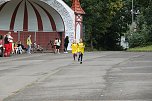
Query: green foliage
xmin=128 ymin=31 xmax=147 ymax=48
xmin=81 ymin=0 xmax=126 ymax=50
xmin=128 ymin=45 xmax=152 ymax=52
xmin=64 ymin=0 xmax=152 ymax=50
xmin=63 ymin=0 xmax=71 ymax=6
xmin=122 ymin=0 xmax=152 ymax=48
xmin=80 ymin=0 xmax=112 ymax=50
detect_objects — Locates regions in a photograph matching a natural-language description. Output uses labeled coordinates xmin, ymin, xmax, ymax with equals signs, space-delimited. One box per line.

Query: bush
xmin=128 ymin=32 xmax=147 ymax=48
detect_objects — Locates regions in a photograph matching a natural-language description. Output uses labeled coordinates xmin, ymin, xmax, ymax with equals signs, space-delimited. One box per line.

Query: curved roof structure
xmin=0 ymin=0 xmax=75 ymax=34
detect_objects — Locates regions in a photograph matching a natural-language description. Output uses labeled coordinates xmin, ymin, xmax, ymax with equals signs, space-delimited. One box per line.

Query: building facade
xmin=0 ymin=0 xmax=84 ymax=50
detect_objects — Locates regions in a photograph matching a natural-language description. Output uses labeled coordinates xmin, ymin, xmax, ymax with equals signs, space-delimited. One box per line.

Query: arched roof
xmin=0 ymin=0 xmax=75 ymax=34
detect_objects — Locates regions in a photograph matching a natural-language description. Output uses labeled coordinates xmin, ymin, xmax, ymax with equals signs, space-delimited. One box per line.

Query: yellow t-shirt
xmin=71 ymin=43 xmax=78 ymax=54
xmin=27 ymin=37 xmax=32 ymax=45
xmin=78 ymin=42 xmax=85 ymax=54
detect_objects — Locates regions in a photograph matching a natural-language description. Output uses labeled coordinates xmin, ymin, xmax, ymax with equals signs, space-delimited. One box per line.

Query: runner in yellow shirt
xmin=71 ymin=39 xmax=78 ymax=61
xmin=78 ymin=39 xmax=85 ymax=64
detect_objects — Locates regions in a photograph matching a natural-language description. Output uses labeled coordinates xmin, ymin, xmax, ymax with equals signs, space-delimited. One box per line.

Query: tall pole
xmin=18 ymin=31 xmax=20 ymax=41
xmin=132 ymin=0 xmax=134 ymax=24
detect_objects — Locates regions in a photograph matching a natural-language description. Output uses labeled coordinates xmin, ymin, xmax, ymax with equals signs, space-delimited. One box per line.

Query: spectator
xmin=56 ymin=38 xmax=61 ymax=54
xmin=54 ymin=38 xmax=58 ymax=53
xmin=0 ymin=35 xmax=3 ymax=57
xmin=33 ymin=41 xmax=37 ymax=52
xmin=17 ymin=41 xmax=23 ymax=54
xmin=26 ymin=35 xmax=32 ymax=54
xmin=37 ymin=44 xmax=43 ymax=52
xmin=64 ymin=36 xmax=69 ymax=53
xmin=18 ymin=41 xmax=26 ymax=51
xmin=14 ymin=42 xmax=18 ymax=54
xmin=4 ymin=32 xmax=13 ymax=57
xmin=7 ymin=32 xmax=13 ymax=55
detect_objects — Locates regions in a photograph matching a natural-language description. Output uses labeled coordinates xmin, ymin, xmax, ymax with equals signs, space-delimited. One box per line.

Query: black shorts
xmin=56 ymin=46 xmax=60 ymax=49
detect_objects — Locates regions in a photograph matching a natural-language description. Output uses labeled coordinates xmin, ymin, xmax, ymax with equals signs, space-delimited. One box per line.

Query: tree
xmin=141 ymin=1 xmax=152 ymax=43
xmin=64 ymin=0 xmax=152 ymax=50
xmin=122 ymin=0 xmax=152 ymax=48
xmin=81 ymin=0 xmax=114 ymax=50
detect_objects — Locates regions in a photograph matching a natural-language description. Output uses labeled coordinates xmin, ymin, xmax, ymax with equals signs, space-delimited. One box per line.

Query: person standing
xmin=71 ymin=39 xmax=78 ymax=61
xmin=56 ymin=38 xmax=61 ymax=54
xmin=4 ymin=34 xmax=10 ymax=57
xmin=64 ymin=36 xmax=69 ymax=53
xmin=7 ymin=32 xmax=13 ymax=55
xmin=54 ymin=38 xmax=57 ymax=53
xmin=4 ymin=32 xmax=13 ymax=57
xmin=78 ymin=39 xmax=85 ymax=64
xmin=26 ymin=35 xmax=32 ymax=54
xmin=0 ymin=35 xmax=3 ymax=57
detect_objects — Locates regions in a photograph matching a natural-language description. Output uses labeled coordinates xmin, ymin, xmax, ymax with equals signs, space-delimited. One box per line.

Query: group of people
xmin=53 ymin=36 xmax=85 ymax=64
xmin=71 ymin=39 xmax=85 ymax=64
xmin=13 ymin=41 xmax=25 ymax=54
xmin=27 ymin=35 xmax=44 ymax=54
xmin=1 ymin=32 xmax=85 ymax=64
xmin=50 ymin=36 xmax=85 ymax=64
xmin=0 ymin=32 xmax=31 ymax=57
xmin=3 ymin=32 xmax=28 ymax=56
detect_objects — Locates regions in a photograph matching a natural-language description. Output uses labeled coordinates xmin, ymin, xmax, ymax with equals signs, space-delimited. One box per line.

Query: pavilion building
xmin=0 ymin=0 xmax=85 ymax=50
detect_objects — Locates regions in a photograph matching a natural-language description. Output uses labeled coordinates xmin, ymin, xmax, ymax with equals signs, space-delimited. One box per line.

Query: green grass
xmin=127 ymin=45 xmax=152 ymax=52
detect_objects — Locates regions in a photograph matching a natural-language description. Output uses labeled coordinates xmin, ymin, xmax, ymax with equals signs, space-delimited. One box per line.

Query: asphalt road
xmin=0 ymin=51 xmax=152 ymax=101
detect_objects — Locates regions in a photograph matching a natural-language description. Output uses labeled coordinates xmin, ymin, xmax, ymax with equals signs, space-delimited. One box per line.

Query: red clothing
xmin=9 ymin=42 xmax=12 ymax=52
xmin=4 ymin=35 xmax=13 ymax=57
xmin=0 ymin=40 xmax=2 ymax=45
xmin=4 ymin=44 xmax=10 ymax=57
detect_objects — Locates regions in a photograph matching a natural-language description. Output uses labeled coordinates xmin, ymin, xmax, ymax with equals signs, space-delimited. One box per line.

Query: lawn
xmin=127 ymin=45 xmax=152 ymax=52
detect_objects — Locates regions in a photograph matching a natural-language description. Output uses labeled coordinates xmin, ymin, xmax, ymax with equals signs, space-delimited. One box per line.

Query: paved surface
xmin=0 ymin=52 xmax=152 ymax=101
